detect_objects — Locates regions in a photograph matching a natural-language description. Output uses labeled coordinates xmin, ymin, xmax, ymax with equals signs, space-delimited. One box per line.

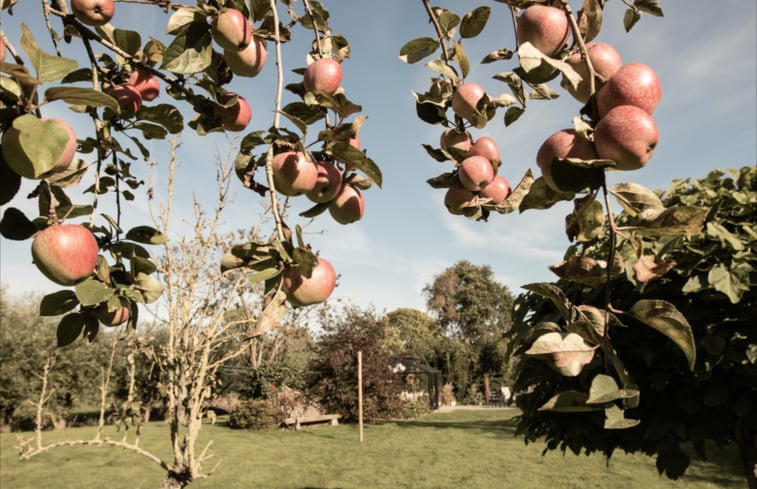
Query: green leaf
xmin=137 ymin=104 xmax=184 ymax=134
xmin=57 ymin=313 xmax=86 ymax=347
xmin=300 ymin=201 xmax=329 ymax=219
xmin=436 ymin=9 xmax=460 ymax=39
xmin=708 ymin=263 xmax=750 ymax=304
xmin=75 ymin=278 xmax=115 ymax=307
xmin=577 ymin=0 xmax=603 ymax=43
xmin=604 ymin=404 xmax=640 ymax=429
xmin=126 ymin=225 xmax=167 ymax=244
xmin=705 ymin=221 xmax=744 ymax=251
xmin=628 ymin=299 xmax=696 ymax=370
xmin=165 ymin=7 xmax=206 ymax=35
xmin=481 ymin=49 xmax=513 ymax=64
xmin=565 ymin=195 xmax=604 ymax=243
xmin=134 ymin=272 xmax=164 ymax=303
xmin=45 ymin=86 xmax=120 ymax=113
xmin=247 ymin=267 xmax=281 ymax=284
xmin=522 ymin=282 xmax=573 ymax=323
xmin=623 ymin=8 xmax=642 ymax=32
xmin=504 ymin=106 xmax=524 ymax=126
xmin=633 ymin=206 xmax=708 ymax=237
xmin=329 ymin=142 xmax=382 ymax=188
xmin=549 ymin=255 xmax=623 ymax=287
xmin=0 ymin=207 xmax=37 ymax=241
xmin=460 ymin=6 xmax=490 ymax=38
xmin=454 ymin=42 xmax=470 ymax=79
xmin=425 ymin=59 xmax=459 ymax=83
xmin=161 ymin=23 xmax=212 ymax=74
xmin=634 ymin=0 xmax=663 ymax=17
xmin=3 ymin=114 xmax=72 ymax=179
xmin=399 ymin=37 xmax=439 ymax=64
xmin=537 ymin=390 xmax=599 ymax=412
xmin=519 ymin=177 xmax=575 ymax=212
xmin=40 ymin=290 xmax=80 ymax=316
xmin=249 ymin=290 xmax=287 ymax=337
xmin=20 ymin=24 xmax=77 ymax=83
xmin=525 ymin=332 xmax=597 ymax=376
xmin=610 ymin=182 xmax=664 ymax=217
xmin=587 ymin=374 xmax=639 ymax=404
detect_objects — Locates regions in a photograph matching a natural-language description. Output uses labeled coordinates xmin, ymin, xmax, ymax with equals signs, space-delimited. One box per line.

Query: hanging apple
xmin=31 ymin=224 xmax=99 ymax=286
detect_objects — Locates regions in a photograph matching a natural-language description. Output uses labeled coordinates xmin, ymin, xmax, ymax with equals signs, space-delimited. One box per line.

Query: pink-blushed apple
xmin=31 ymin=224 xmax=99 ymax=286
xmin=565 ymin=42 xmax=623 ymax=103
xmin=480 ymin=175 xmax=511 ymax=204
xmin=594 ymin=104 xmax=659 ymax=171
xmin=224 ymin=35 xmax=267 ymax=77
xmin=328 ymin=184 xmax=365 ymax=224
xmin=109 ymin=84 xmax=142 ymax=113
xmin=470 ymin=136 xmax=500 ymax=164
xmin=0 ymin=38 xmax=6 ymax=61
xmin=536 ymin=129 xmax=598 ymax=191
xmin=348 ymin=133 xmax=361 ymax=149
xmin=303 ymin=57 xmax=343 ymax=97
xmin=127 ymin=69 xmax=160 ymax=101
xmin=444 ymin=187 xmax=477 ymax=215
xmin=71 ymin=0 xmax=115 ymax=26
xmin=451 ymin=82 xmax=485 ymax=122
xmin=306 ymin=161 xmax=342 ymax=203
xmin=282 ymin=257 xmax=336 ymax=307
xmin=516 ymin=4 xmax=570 ymax=57
xmin=211 ymin=8 xmax=252 ymax=51
xmin=95 ymin=297 xmax=131 ymax=326
xmin=597 ymin=62 xmax=662 ymax=117
xmin=214 ymin=92 xmax=252 ymax=132
xmin=440 ymin=129 xmax=472 ymax=152
xmin=458 ymin=155 xmax=495 ymax=192
xmin=1 ymin=117 xmax=77 ymax=178
xmin=271 ymin=151 xmax=317 ymax=196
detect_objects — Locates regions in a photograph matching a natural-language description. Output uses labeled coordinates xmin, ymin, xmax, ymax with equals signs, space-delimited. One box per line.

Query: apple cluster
xmin=516 ymin=5 xmax=662 ymax=192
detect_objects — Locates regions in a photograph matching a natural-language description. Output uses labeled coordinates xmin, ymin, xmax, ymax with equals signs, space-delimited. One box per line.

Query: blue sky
xmin=1 ymin=1 xmax=755 ymax=315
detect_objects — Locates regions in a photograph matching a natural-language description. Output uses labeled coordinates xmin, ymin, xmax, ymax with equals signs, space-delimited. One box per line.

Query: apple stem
xmin=559 ymin=0 xmax=597 ymax=99
xmin=302 ymin=0 xmax=326 ymax=58
xmin=422 ymin=0 xmax=452 ymax=69
xmin=508 ymin=6 xmax=520 ymax=47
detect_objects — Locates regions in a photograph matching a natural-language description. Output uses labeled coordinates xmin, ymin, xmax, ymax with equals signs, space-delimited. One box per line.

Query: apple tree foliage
xmin=399 ymin=0 xmax=753 ymax=485
xmin=0 ymin=0 xmax=381 ymax=345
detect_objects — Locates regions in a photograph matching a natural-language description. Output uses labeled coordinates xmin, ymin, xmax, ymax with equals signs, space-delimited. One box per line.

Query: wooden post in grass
xmin=358 ymin=350 xmax=364 ymax=443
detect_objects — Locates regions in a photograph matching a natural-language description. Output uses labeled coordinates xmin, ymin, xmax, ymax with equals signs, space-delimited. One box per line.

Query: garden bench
xmin=283 ymin=414 xmax=342 ymax=430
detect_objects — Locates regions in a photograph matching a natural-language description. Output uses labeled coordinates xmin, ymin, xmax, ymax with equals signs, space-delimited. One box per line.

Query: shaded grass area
xmin=0 ymin=409 xmax=744 ymax=489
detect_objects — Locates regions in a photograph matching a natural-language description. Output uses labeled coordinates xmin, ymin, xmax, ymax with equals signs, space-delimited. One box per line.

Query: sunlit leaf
xmin=460 ymin=6 xmax=490 ymax=38
xmin=628 ymin=299 xmax=696 ymax=370
xmin=399 ymin=37 xmax=439 ymax=64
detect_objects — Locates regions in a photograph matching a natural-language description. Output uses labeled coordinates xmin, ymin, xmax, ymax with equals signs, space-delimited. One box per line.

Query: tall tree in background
xmin=423 ymin=261 xmax=514 ymax=398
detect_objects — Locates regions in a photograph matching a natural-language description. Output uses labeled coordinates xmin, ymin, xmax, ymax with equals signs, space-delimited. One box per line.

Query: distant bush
xmin=399 ymin=398 xmax=431 ymax=419
xmin=228 ymin=399 xmax=282 ymax=430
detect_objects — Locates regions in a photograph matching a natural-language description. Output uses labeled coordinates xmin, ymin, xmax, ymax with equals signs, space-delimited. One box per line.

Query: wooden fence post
xmin=358 ymin=350 xmax=364 ymax=443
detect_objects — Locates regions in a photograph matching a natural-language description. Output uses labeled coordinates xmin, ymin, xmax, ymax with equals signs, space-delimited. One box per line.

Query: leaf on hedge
xmin=399 ymin=37 xmax=439 ymax=64
xmin=587 ymin=374 xmax=639 ymax=405
xmin=57 ymin=313 xmax=86 ymax=347
xmin=549 ymin=255 xmax=623 ymax=288
xmin=126 ymin=225 xmax=167 ymax=245
xmin=633 ymin=255 xmax=676 ymax=283
xmin=565 ymin=195 xmax=604 ymax=242
xmin=522 ymin=282 xmax=573 ymax=322
xmin=633 ymin=205 xmax=708 ymax=237
xmin=20 ymin=24 xmax=77 ymax=83
xmin=161 ymin=23 xmax=212 ymax=74
xmin=706 ymin=222 xmax=744 ymax=251
xmin=40 ymin=290 xmax=80 ymax=316
xmin=537 ymin=390 xmax=599 ymax=412
xmin=525 ymin=332 xmax=597 ymax=376
xmin=628 ymin=299 xmax=696 ymax=370
xmin=708 ymin=262 xmax=750 ymax=304
xmin=460 ymin=6 xmax=490 ymax=38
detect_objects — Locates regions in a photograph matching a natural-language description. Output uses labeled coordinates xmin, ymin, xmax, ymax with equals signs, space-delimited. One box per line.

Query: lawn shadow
xmin=387 ymin=412 xmax=520 ymax=437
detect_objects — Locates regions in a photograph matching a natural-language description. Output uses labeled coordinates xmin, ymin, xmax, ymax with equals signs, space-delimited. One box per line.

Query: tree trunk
xmin=736 ymin=415 xmax=757 ymax=489
xmin=160 ymin=466 xmax=191 ymax=489
xmin=483 ymin=373 xmax=491 ymax=407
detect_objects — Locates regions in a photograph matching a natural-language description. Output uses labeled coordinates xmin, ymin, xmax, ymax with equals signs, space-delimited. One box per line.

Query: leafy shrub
xmin=399 ymin=398 xmax=431 ymax=419
xmin=228 ymin=399 xmax=281 ymax=430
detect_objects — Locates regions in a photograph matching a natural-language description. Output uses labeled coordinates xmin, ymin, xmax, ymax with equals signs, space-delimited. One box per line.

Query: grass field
xmin=0 ymin=409 xmax=745 ymax=489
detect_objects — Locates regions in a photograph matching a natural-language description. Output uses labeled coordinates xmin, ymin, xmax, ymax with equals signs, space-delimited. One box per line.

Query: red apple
xmin=71 ymin=0 xmax=115 ymax=26
xmin=0 ymin=38 xmax=6 ymax=61
xmin=282 ymin=257 xmax=336 ymax=307
xmin=348 ymin=133 xmax=361 ymax=149
xmin=96 ymin=297 xmax=131 ymax=326
xmin=565 ymin=42 xmax=623 ymax=103
xmin=1 ymin=117 xmax=77 ymax=178
xmin=536 ymin=129 xmax=598 ymax=191
xmin=306 ymin=161 xmax=342 ymax=203
xmin=458 ymin=155 xmax=495 ymax=192
xmin=597 ymin=62 xmax=662 ymax=117
xmin=31 ymin=224 xmax=99 ymax=286
xmin=303 ymin=57 xmax=343 ymax=97
xmin=214 ymin=92 xmax=252 ymax=132
xmin=271 ymin=151 xmax=317 ymax=196
xmin=594 ymin=105 xmax=659 ymax=171
xmin=516 ymin=5 xmax=570 ymax=57
xmin=440 ymin=129 xmax=472 ymax=152
xmin=470 ymin=136 xmax=500 ymax=164
xmin=109 ymin=84 xmax=142 ymax=113
xmin=224 ymin=35 xmax=267 ymax=77
xmin=480 ymin=175 xmax=511 ymax=204
xmin=444 ymin=187 xmax=477 ymax=215
xmin=328 ymin=184 xmax=365 ymax=224
xmin=451 ymin=82 xmax=485 ymax=122
xmin=211 ymin=8 xmax=252 ymax=51
xmin=127 ymin=70 xmax=160 ymax=101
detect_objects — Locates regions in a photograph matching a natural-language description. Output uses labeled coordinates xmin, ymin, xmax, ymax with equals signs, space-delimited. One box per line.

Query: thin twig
xmin=267 ymin=0 xmax=287 ymax=242
xmin=422 ymin=0 xmax=451 ymax=66
xmin=560 ymin=0 xmax=596 ymax=98
xmin=302 ymin=0 xmax=325 ymax=58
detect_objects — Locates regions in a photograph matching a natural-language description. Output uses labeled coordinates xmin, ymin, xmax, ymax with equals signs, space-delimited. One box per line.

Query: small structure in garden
xmin=391 ymin=357 xmax=442 ymax=410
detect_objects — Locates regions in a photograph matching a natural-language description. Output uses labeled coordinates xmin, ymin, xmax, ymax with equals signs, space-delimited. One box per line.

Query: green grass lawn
xmin=0 ymin=409 xmax=744 ymax=489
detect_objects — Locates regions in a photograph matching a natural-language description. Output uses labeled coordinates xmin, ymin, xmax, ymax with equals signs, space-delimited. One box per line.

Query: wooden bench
xmin=283 ymin=414 xmax=341 ymax=430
